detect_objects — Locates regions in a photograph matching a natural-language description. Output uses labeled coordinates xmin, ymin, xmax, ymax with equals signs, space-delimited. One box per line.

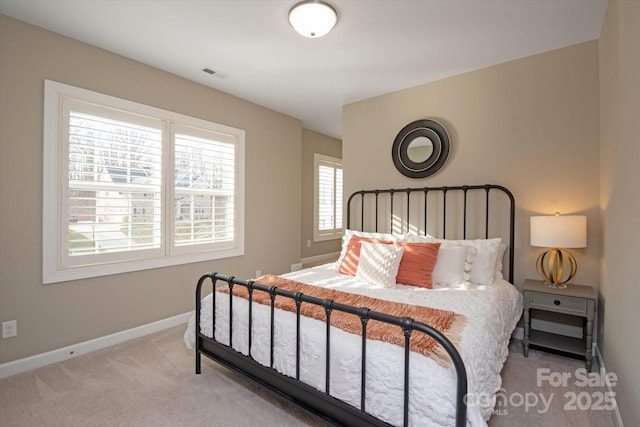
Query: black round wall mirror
xmin=392 ymin=119 xmax=450 ymax=178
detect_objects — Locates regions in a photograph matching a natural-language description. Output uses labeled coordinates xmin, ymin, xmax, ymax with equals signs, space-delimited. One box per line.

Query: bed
xmin=185 ymin=184 xmax=522 ymax=427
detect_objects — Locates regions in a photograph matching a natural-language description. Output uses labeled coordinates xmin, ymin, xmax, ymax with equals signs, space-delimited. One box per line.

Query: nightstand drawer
xmin=530 ymin=293 xmax=588 ymax=314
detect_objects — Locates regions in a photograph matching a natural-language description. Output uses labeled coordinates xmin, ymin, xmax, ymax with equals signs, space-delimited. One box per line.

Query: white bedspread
xmin=185 ymin=263 xmax=522 ymax=427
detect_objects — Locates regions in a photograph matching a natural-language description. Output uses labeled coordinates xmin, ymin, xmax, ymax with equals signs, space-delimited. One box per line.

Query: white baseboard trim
xmin=0 ymin=311 xmax=193 ymax=379
xmin=301 ymin=251 xmax=340 ymax=266
xmin=594 ymin=344 xmax=625 ymax=427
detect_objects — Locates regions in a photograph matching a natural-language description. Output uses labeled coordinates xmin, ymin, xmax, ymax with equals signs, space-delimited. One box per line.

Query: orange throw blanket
xmin=218 ymin=274 xmax=466 ymax=367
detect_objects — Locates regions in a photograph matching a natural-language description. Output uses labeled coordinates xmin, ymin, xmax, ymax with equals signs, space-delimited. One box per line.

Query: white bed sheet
xmin=185 ymin=262 xmax=522 ymax=427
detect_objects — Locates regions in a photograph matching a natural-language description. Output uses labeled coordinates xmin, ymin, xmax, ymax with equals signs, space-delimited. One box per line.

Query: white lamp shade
xmin=530 ymin=215 xmax=587 ymax=248
xmin=289 ymin=1 xmax=337 ymax=38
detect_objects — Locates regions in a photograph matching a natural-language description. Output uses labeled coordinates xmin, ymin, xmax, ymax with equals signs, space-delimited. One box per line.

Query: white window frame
xmin=43 ymin=80 xmax=245 ymax=283
xmin=313 ymin=154 xmax=343 ymax=242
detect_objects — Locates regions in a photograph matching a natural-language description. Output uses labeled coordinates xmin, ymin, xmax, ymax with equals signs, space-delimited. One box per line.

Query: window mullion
xmin=165 ymin=121 xmax=175 ymax=256
xmin=335 ymin=167 xmax=340 ymax=231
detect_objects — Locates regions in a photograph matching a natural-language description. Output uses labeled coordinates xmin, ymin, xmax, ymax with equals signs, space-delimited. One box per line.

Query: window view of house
xmin=67 ymin=111 xmax=162 ymax=255
xmin=43 ymin=80 xmax=245 ymax=282
xmin=173 ymin=132 xmax=235 ymax=246
xmin=67 ymin=112 xmax=238 ymax=256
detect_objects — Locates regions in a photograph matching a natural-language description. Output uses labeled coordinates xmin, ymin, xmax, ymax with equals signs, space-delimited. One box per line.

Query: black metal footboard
xmin=195 ymin=273 xmax=468 ymax=427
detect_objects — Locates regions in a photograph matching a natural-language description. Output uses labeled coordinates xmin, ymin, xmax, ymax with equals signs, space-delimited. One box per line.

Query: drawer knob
xmin=554 ymin=299 xmax=561 ymax=306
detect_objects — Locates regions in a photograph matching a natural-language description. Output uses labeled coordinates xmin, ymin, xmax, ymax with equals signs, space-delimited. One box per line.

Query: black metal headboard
xmin=346 ymin=184 xmax=515 ymax=283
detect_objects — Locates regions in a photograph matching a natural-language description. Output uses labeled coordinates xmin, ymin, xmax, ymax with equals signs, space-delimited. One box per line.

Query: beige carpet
xmin=0 ymin=326 xmax=619 ymax=427
xmin=490 ymin=340 xmax=618 ymax=427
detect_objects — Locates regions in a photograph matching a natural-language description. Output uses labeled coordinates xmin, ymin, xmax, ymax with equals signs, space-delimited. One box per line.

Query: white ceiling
xmin=0 ymin=0 xmax=608 ymax=139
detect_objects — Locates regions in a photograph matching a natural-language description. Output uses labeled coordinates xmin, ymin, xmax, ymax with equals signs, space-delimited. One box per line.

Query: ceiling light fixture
xmin=288 ymin=0 xmax=338 ymax=38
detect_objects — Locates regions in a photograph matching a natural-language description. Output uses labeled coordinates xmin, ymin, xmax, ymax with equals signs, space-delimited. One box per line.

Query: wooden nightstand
xmin=523 ymin=278 xmax=596 ymax=371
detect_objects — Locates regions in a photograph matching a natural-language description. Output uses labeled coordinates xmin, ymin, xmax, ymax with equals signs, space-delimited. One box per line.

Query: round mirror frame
xmin=392 ymin=119 xmax=450 ymax=178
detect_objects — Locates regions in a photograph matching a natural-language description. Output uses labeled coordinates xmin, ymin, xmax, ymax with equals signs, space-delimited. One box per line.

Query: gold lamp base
xmin=536 ymin=248 xmax=577 ymax=289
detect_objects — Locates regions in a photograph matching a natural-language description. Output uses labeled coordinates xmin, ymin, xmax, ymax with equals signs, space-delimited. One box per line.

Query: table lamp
xmin=530 ymin=213 xmax=587 ymax=289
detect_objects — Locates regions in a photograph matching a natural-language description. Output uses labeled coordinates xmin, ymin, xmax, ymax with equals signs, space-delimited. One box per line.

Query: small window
xmin=43 ymin=80 xmax=245 ymax=283
xmin=314 ymin=154 xmax=343 ymax=241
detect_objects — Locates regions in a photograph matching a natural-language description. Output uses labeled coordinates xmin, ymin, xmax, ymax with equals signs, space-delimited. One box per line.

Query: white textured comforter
xmin=185 ymin=263 xmax=522 ymax=427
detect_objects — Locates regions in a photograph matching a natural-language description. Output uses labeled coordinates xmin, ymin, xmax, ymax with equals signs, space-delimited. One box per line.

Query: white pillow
xmin=337 ymin=229 xmax=403 ymax=264
xmin=431 ymin=245 xmax=476 ymax=287
xmin=494 ymin=242 xmax=508 ymax=280
xmin=404 ymin=234 xmax=502 ymax=285
xmin=355 ymin=241 xmax=404 ymax=289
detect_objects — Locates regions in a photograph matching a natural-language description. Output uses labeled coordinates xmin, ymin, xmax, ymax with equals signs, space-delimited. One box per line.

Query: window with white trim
xmin=43 ymin=80 xmax=244 ymax=283
xmin=313 ymin=154 xmax=343 ymax=241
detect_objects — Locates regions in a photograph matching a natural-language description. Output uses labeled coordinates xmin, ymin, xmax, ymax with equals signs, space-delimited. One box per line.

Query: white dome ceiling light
xmin=288 ymin=1 xmax=338 ymax=38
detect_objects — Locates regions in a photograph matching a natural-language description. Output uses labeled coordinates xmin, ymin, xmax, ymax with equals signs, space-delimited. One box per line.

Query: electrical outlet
xmin=255 ymin=270 xmax=262 ymax=278
xmin=2 ymin=320 xmax=17 ymax=338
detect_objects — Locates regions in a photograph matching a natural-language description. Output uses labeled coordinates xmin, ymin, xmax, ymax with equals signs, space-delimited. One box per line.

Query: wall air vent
xmin=202 ymin=67 xmax=229 ymax=79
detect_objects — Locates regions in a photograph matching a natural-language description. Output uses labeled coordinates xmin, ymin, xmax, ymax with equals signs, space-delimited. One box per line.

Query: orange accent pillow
xmin=339 ymin=236 xmax=441 ymax=288
xmin=395 ymin=241 xmax=441 ymax=288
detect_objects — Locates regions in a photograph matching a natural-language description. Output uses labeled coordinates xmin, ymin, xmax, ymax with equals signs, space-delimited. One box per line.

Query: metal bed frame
xmin=194 ymin=184 xmax=515 ymax=427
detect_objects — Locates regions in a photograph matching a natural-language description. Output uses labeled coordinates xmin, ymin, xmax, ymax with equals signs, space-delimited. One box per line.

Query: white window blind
xmin=314 ymin=154 xmax=343 ymax=241
xmin=173 ymin=128 xmax=235 ymax=248
xmin=43 ymin=80 xmax=245 ymax=283
xmin=66 ymin=109 xmax=163 ymax=263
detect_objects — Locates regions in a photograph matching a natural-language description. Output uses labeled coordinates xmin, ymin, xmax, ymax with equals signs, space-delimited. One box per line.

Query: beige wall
xmin=599 ymin=1 xmax=640 ymax=425
xmin=343 ymin=41 xmax=601 ymax=291
xmin=301 ymin=129 xmax=342 ymax=260
xmin=0 ymin=15 xmax=302 ymax=363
